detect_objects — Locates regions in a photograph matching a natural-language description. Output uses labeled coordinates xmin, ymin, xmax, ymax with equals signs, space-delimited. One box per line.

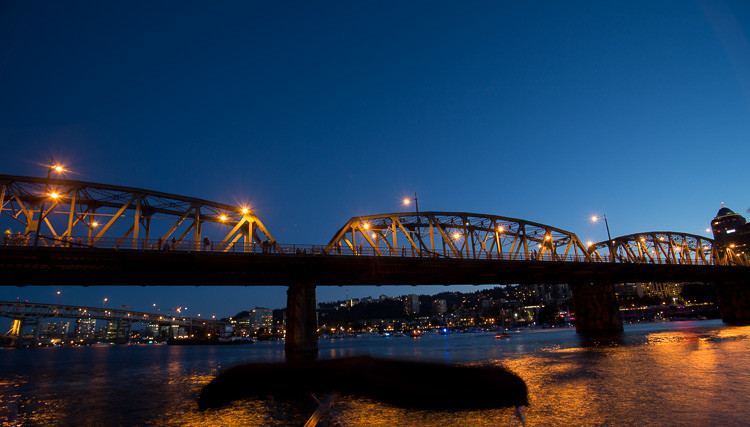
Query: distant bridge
xmin=2 ymin=175 xmax=749 ymax=356
xmin=1 ymin=300 xmax=225 ymax=344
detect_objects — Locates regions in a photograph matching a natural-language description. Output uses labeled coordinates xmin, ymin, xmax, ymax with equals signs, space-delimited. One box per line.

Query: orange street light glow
xmin=403 ymin=198 xmax=410 ymax=205
xmin=220 ymin=215 xmax=227 ymax=221
xmin=587 ymin=241 xmax=593 ymax=247
xmin=49 ymin=192 xmax=59 ymax=199
xmin=241 ymin=208 xmax=249 ymax=214
xmin=363 ymin=223 xmax=370 ymax=229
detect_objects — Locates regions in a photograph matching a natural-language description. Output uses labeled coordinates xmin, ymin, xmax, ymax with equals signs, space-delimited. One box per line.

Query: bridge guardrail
xmin=0 ymin=234 xmax=734 ymax=266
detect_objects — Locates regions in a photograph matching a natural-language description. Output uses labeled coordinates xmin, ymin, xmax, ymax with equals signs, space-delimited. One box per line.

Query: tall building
xmin=403 ymin=294 xmax=420 ymax=315
xmin=75 ymin=318 xmax=97 ymax=339
xmin=432 ymin=299 xmax=447 ymax=315
xmin=105 ymin=320 xmax=129 ymax=342
xmin=711 ymin=206 xmax=750 ymax=259
xmin=250 ymin=307 xmax=273 ymax=330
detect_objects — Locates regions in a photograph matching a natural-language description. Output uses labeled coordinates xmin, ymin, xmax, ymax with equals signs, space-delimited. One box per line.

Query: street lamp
xmin=34 ymin=158 xmax=66 ymax=246
xmin=403 ymin=193 xmax=421 ymax=256
xmin=590 ymin=214 xmax=612 ymax=241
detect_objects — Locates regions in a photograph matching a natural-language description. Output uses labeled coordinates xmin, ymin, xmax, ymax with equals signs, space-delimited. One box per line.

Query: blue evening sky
xmin=1 ymin=1 xmax=749 ymax=317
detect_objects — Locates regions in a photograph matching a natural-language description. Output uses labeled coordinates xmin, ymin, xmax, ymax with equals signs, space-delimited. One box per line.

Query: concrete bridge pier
xmin=716 ymin=281 xmax=750 ymax=325
xmin=285 ymin=282 xmax=318 ymax=361
xmin=571 ymin=283 xmax=623 ymax=334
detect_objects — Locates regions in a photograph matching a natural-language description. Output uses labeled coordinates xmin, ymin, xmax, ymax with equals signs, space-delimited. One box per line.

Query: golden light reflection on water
xmin=2 ymin=324 xmax=748 ymax=426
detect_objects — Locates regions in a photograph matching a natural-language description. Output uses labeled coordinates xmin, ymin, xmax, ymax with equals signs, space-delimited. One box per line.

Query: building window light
xmin=726 ymin=229 xmax=736 ymax=234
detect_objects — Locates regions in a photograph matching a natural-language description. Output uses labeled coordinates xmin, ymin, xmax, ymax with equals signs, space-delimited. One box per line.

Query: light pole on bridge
xmin=34 ymin=159 xmax=66 ymax=246
xmin=591 ymin=214 xmax=612 ymax=241
xmin=403 ymin=193 xmax=421 ymax=256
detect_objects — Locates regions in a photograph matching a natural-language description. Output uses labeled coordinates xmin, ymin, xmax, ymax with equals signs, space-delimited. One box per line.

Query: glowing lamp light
xmin=92 ymin=222 xmax=99 ymax=227
xmin=640 ymin=238 xmax=646 ymax=242
xmin=497 ymin=226 xmax=504 ymax=232
xmin=220 ymin=215 xmax=227 ymax=221
xmin=49 ymin=192 xmax=60 ymax=199
xmin=587 ymin=241 xmax=593 ymax=247
xmin=591 ymin=216 xmax=599 ymax=222
xmin=241 ymin=208 xmax=249 ymax=214
xmin=453 ymin=233 xmax=461 ymax=240
xmin=403 ymin=198 xmax=411 ymax=205
xmin=544 ymin=235 xmax=550 ymax=240
xmin=730 ymin=244 xmax=736 ymax=248
xmin=705 ymin=228 xmax=711 ymax=233
xmin=363 ymin=223 xmax=370 ymax=229
xmin=53 ymin=165 xmax=63 ymax=173
xmin=371 ymin=233 xmax=376 ymax=239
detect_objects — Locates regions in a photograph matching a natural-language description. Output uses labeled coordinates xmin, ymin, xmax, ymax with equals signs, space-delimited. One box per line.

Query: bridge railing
xmin=0 ymin=234 xmax=734 ymax=265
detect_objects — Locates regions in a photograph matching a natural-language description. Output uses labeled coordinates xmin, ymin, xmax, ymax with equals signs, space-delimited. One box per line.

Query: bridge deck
xmin=1 ymin=246 xmax=747 ymax=287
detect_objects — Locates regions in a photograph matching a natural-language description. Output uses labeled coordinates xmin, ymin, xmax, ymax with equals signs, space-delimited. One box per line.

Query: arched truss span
xmin=0 ymin=175 xmax=279 ymax=252
xmin=325 ymin=212 xmax=591 ymax=261
xmin=586 ymin=232 xmax=747 ymax=266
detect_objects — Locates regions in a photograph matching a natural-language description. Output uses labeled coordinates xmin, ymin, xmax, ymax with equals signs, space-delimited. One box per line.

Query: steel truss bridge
xmin=1 ymin=174 xmax=747 ymax=267
xmin=0 ymin=175 xmax=277 ymax=253
xmin=2 ymin=175 xmax=749 ymax=352
xmin=0 ymin=300 xmax=221 ymax=328
xmin=0 ymin=174 xmax=748 ymax=288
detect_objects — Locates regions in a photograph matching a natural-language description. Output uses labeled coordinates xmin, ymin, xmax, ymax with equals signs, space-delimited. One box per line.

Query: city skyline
xmin=2 ymin=1 xmax=749 ymax=316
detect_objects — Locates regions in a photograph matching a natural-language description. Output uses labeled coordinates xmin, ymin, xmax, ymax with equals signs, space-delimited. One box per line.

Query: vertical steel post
xmin=133 ymin=196 xmax=141 ymax=249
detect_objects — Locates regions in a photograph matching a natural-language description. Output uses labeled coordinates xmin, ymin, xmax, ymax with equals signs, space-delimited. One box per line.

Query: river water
xmin=1 ymin=319 xmax=748 ymax=426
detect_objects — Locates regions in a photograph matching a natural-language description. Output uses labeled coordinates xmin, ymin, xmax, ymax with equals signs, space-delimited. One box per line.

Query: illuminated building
xmin=432 ymin=299 xmax=447 ymax=315
xmin=250 ymin=307 xmax=273 ymax=330
xmin=711 ymin=206 xmax=750 ymax=257
xmin=403 ymin=294 xmax=420 ymax=315
xmin=75 ymin=318 xmax=97 ymax=339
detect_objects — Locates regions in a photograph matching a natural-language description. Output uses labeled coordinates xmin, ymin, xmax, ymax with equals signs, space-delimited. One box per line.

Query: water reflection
xmin=1 ymin=321 xmax=748 ymax=426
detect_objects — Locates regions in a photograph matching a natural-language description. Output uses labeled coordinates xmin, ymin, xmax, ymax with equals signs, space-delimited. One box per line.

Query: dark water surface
xmin=1 ymin=320 xmax=748 ymax=426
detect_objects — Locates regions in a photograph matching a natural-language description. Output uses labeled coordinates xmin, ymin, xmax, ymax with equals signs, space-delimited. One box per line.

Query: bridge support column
xmin=571 ymin=283 xmax=623 ymax=334
xmin=716 ymin=281 xmax=750 ymax=325
xmin=285 ymin=282 xmax=318 ymax=361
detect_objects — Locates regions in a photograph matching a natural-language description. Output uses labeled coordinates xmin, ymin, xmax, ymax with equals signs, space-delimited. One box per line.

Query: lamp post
xmin=403 ymin=192 xmax=421 ymax=256
xmin=591 ymin=214 xmax=612 ymax=241
xmin=34 ymin=159 xmax=65 ymax=246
